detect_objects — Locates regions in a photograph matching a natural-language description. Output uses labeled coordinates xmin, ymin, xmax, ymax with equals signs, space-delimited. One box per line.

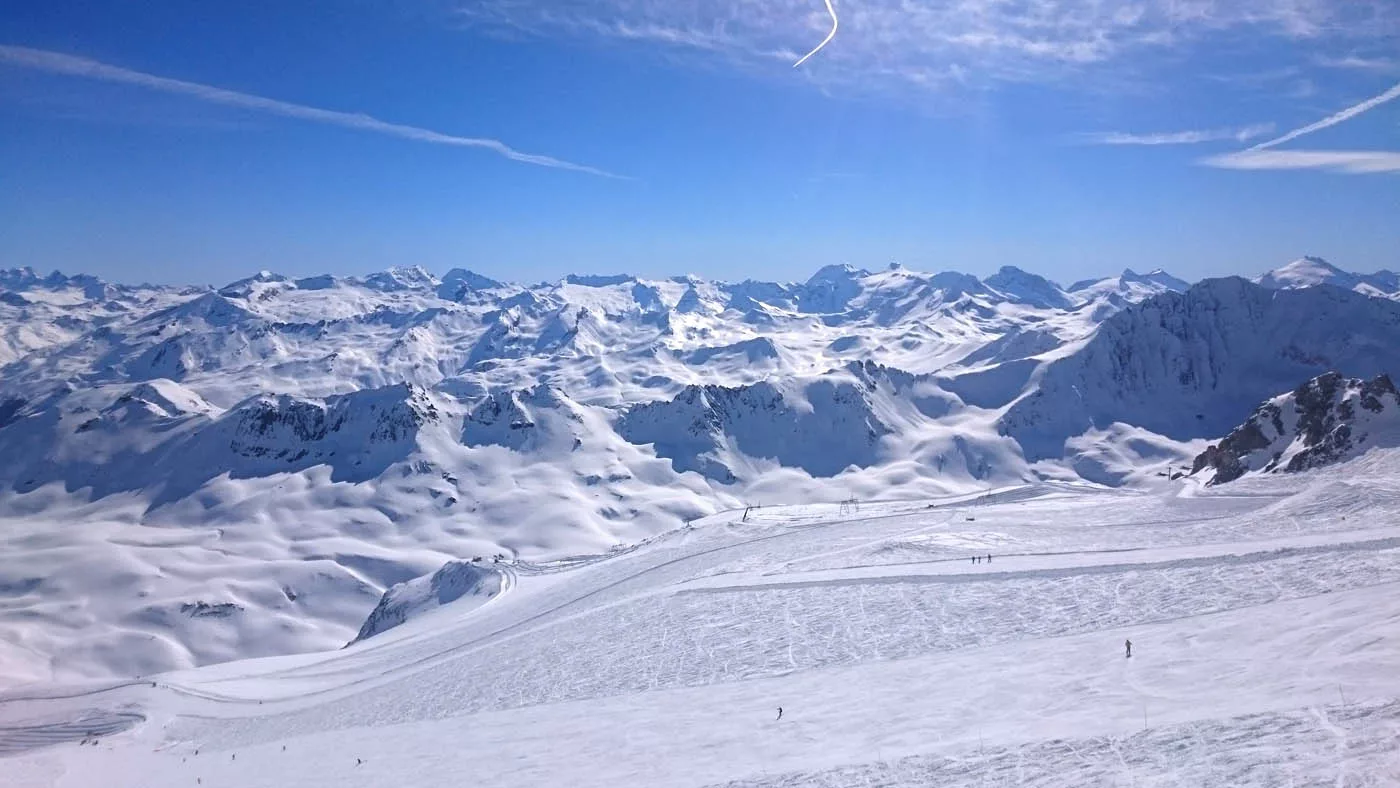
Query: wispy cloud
xmin=454 ymin=1 xmax=1400 ymax=94
xmin=1314 ymin=54 xmax=1399 ymax=73
xmin=0 ymin=45 xmax=620 ymax=178
xmin=1079 ymin=124 xmax=1275 ymax=146
xmin=1248 ymin=81 xmax=1400 ymax=151
xmin=1200 ymin=149 xmax=1400 ymax=173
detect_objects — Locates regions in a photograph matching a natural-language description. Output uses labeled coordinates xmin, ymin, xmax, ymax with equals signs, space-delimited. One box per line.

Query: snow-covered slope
xmin=3 ymin=257 xmax=1399 ymax=683
xmin=9 ymin=458 xmax=1400 ymax=787
xmin=616 ymin=362 xmax=968 ymax=483
xmin=1192 ymin=372 xmax=1400 ymax=484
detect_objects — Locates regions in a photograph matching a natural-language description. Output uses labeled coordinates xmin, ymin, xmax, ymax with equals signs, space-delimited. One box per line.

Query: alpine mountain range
xmin=2 ymin=253 xmax=1398 ymax=680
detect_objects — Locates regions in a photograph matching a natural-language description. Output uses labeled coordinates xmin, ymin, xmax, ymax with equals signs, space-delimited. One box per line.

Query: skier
xmin=986 ymin=553 xmax=992 ymax=563
xmin=776 ymin=707 xmax=783 ymax=721
xmin=1125 ymin=639 xmax=1132 ymax=658
xmin=970 ymin=556 xmax=976 ymax=565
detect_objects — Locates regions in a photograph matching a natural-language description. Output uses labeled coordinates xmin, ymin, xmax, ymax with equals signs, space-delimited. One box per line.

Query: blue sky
xmin=1 ymin=0 xmax=1397 ymax=287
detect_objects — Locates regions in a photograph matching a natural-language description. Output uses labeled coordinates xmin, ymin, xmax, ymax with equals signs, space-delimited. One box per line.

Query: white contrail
xmin=793 ymin=0 xmax=839 ymax=68
xmin=1248 ymin=80 xmax=1400 ymax=151
xmin=0 ymin=45 xmax=620 ymax=178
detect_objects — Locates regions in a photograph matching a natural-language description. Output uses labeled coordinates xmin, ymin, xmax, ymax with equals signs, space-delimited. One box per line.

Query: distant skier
xmin=987 ymin=554 xmax=992 ymax=563
xmin=970 ymin=556 xmax=976 ymax=565
xmin=776 ymin=707 xmax=783 ymax=721
xmin=1125 ymin=639 xmax=1132 ymax=658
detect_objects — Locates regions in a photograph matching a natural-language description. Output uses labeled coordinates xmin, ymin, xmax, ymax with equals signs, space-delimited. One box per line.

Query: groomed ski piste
xmin=7 ymin=451 xmax=1400 ymax=786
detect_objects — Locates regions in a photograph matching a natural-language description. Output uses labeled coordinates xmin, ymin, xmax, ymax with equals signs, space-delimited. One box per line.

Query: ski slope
xmin=6 ymin=450 xmax=1400 ymax=786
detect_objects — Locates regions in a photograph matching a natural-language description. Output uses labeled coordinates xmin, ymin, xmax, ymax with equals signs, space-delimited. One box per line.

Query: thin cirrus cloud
xmin=1202 ymin=80 xmax=1400 ymax=173
xmin=0 ymin=45 xmax=620 ymax=178
xmin=455 ymin=0 xmax=1399 ymax=92
xmin=1201 ymin=150 xmax=1400 ymax=174
xmin=1078 ymin=124 xmax=1275 ymax=146
xmin=1314 ymin=54 xmax=1399 ymax=73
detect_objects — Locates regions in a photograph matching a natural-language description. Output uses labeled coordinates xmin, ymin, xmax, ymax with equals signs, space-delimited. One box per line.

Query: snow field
xmin=6 ymin=452 xmax=1400 ymax=786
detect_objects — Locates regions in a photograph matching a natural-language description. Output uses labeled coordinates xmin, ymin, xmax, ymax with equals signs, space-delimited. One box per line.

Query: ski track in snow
xmin=6 ymin=454 xmax=1400 ymax=786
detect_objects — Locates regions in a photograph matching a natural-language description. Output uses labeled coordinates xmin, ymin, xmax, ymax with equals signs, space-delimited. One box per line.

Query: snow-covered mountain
xmin=1191 ymin=372 xmax=1400 ymax=484
xmin=4 ymin=257 xmax=1400 ymax=683
xmin=616 ymin=361 xmax=971 ymax=483
xmin=1255 ymin=256 xmax=1400 ymax=300
xmin=1000 ymin=277 xmax=1400 ymax=460
xmin=1067 ymin=267 xmax=1189 ymax=300
xmin=982 ymin=266 xmax=1074 ymax=309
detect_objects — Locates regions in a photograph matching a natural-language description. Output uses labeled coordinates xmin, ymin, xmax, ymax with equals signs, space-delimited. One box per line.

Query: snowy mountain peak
xmin=1129 ymin=268 xmax=1190 ymax=291
xmin=983 ymin=266 xmax=1073 ymax=309
xmin=0 ymin=267 xmax=44 ymax=291
xmin=799 ymin=264 xmax=869 ymax=313
xmin=1253 ymin=257 xmax=1400 ymax=300
xmin=565 ymin=273 xmax=635 ymax=287
xmin=805 ymin=263 xmax=868 ymax=284
xmin=1065 ymin=268 xmax=1189 ymax=307
xmin=1256 ymin=257 xmax=1355 ymax=290
xmin=1191 ymin=372 xmax=1400 ymax=484
xmin=217 ymin=270 xmax=292 ymax=298
xmin=438 ymin=268 xmax=505 ymax=300
xmin=358 ymin=265 xmax=441 ymax=292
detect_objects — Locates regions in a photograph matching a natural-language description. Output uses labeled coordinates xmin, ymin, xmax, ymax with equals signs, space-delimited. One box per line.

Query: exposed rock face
xmin=461 ymin=385 xmax=584 ymax=452
xmin=1192 ymin=372 xmax=1400 ymax=484
xmin=229 ymin=383 xmax=438 ymax=462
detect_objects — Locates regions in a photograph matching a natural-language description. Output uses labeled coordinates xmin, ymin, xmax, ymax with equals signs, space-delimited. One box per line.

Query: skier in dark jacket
xmin=776 ymin=707 xmax=783 ymax=721
xmin=1125 ymin=639 xmax=1132 ymax=658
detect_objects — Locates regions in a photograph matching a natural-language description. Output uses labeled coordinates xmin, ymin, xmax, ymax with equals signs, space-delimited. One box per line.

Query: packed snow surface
xmin=5 ymin=450 xmax=1400 ymax=786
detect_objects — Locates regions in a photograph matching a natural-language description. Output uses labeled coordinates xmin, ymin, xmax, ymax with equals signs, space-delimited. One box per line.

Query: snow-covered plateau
xmin=3 ymin=257 xmax=1400 ymax=786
